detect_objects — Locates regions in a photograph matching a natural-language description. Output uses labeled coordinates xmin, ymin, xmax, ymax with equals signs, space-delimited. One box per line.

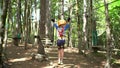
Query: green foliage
xmin=3 ymin=0 xmax=120 ymax=49
xmin=91 ymin=0 xmax=120 ymax=48
xmin=109 ymin=0 xmax=120 ymax=48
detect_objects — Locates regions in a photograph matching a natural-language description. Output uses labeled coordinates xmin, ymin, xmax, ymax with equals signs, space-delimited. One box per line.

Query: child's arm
xmin=51 ymin=19 xmax=58 ymax=29
xmin=53 ymin=23 xmax=58 ymax=29
xmin=64 ymin=17 xmax=71 ymax=31
xmin=64 ymin=24 xmax=70 ymax=31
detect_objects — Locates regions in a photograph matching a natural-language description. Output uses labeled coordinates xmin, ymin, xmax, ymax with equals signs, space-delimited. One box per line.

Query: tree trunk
xmin=60 ymin=0 xmax=64 ymax=19
xmin=24 ymin=0 xmax=28 ymax=49
xmin=77 ymin=0 xmax=83 ymax=54
xmin=58 ymin=0 xmax=64 ymax=19
xmin=37 ymin=35 xmax=45 ymax=54
xmin=83 ymin=0 xmax=88 ymax=53
xmin=4 ymin=0 xmax=12 ymax=50
xmin=67 ymin=0 xmax=73 ymax=47
xmin=37 ymin=0 xmax=47 ymax=54
xmin=104 ymin=0 xmax=112 ymax=68
xmin=45 ymin=0 xmax=51 ymax=45
xmin=88 ymin=0 xmax=93 ymax=50
xmin=39 ymin=0 xmax=46 ymax=39
xmin=27 ymin=1 xmax=32 ymax=43
xmin=17 ymin=0 xmax=22 ymax=34
xmin=33 ymin=0 xmax=39 ymax=45
xmin=0 ymin=0 xmax=9 ymax=65
xmin=13 ymin=0 xmax=22 ymax=46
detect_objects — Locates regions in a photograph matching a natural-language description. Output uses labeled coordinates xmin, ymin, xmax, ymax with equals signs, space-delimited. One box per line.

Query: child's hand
xmin=51 ymin=19 xmax=55 ymax=23
xmin=67 ymin=17 xmax=71 ymax=22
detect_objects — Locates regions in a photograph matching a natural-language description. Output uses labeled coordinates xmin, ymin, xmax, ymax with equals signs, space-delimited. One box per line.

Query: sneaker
xmin=60 ymin=61 xmax=63 ymax=65
xmin=58 ymin=62 xmax=61 ymax=65
xmin=58 ymin=60 xmax=61 ymax=65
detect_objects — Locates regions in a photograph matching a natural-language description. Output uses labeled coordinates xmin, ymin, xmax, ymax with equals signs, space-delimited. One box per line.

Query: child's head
xmin=58 ymin=19 xmax=66 ymax=27
xmin=58 ymin=24 xmax=65 ymax=28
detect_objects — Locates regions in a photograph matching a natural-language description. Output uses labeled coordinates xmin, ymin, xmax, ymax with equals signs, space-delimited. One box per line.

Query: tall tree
xmin=82 ymin=0 xmax=88 ymax=53
xmin=39 ymin=0 xmax=46 ymax=39
xmin=24 ymin=0 xmax=31 ymax=49
xmin=0 ymin=0 xmax=9 ymax=65
xmin=60 ymin=0 xmax=64 ymax=19
xmin=45 ymin=0 xmax=51 ymax=44
xmin=77 ymin=0 xmax=83 ymax=53
xmin=33 ymin=0 xmax=39 ymax=45
xmin=88 ymin=0 xmax=93 ymax=50
xmin=17 ymin=0 xmax=22 ymax=34
xmin=13 ymin=0 xmax=22 ymax=46
xmin=24 ymin=0 xmax=28 ymax=49
xmin=38 ymin=0 xmax=47 ymax=54
xmin=67 ymin=0 xmax=73 ymax=47
xmin=104 ymin=0 xmax=112 ymax=68
xmin=58 ymin=0 xmax=64 ymax=19
xmin=104 ymin=0 xmax=111 ymax=68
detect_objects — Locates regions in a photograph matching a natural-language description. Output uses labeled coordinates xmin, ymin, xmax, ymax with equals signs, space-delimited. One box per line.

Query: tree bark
xmin=60 ymin=0 xmax=64 ymax=19
xmin=24 ymin=0 xmax=28 ymax=49
xmin=77 ymin=0 xmax=83 ymax=54
xmin=39 ymin=0 xmax=46 ymax=39
xmin=88 ymin=0 xmax=93 ymax=50
xmin=83 ymin=0 xmax=88 ymax=53
xmin=17 ymin=0 xmax=22 ymax=34
xmin=0 ymin=0 xmax=9 ymax=65
xmin=37 ymin=0 xmax=47 ymax=54
xmin=104 ymin=0 xmax=112 ymax=68
xmin=67 ymin=0 xmax=73 ymax=47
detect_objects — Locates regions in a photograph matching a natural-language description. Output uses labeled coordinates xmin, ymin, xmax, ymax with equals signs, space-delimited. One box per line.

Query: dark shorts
xmin=57 ymin=39 xmax=65 ymax=49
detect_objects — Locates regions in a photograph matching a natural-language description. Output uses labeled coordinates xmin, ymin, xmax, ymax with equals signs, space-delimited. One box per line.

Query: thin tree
xmin=23 ymin=0 xmax=27 ymax=49
xmin=67 ymin=0 xmax=73 ymax=47
xmin=76 ymin=0 xmax=83 ymax=54
xmin=60 ymin=0 xmax=64 ymax=19
xmin=17 ymin=0 xmax=22 ymax=35
xmin=104 ymin=0 xmax=112 ymax=68
xmin=82 ymin=0 xmax=88 ymax=53
xmin=23 ymin=0 xmax=33 ymax=49
xmin=33 ymin=0 xmax=39 ymax=45
xmin=88 ymin=0 xmax=93 ymax=50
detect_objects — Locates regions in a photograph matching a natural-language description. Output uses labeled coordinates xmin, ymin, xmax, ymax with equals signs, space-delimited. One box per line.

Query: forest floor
xmin=3 ymin=42 xmax=120 ymax=68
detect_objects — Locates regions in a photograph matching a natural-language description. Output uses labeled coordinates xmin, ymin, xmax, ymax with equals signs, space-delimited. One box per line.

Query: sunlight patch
xmin=8 ymin=57 xmax=32 ymax=62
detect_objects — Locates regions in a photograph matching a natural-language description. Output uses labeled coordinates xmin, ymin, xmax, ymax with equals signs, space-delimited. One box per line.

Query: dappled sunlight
xmin=115 ymin=59 xmax=120 ymax=63
xmin=64 ymin=57 xmax=76 ymax=60
xmin=8 ymin=57 xmax=32 ymax=62
xmin=42 ymin=61 xmax=79 ymax=68
xmin=45 ymin=47 xmax=58 ymax=53
xmin=49 ymin=56 xmax=58 ymax=59
xmin=27 ymin=48 xmax=37 ymax=52
xmin=42 ymin=66 xmax=54 ymax=68
xmin=101 ymin=61 xmax=106 ymax=66
xmin=80 ymin=62 xmax=88 ymax=66
xmin=98 ymin=51 xmax=106 ymax=54
xmin=64 ymin=47 xmax=79 ymax=53
xmin=6 ymin=44 xmax=106 ymax=68
xmin=46 ymin=51 xmax=58 ymax=54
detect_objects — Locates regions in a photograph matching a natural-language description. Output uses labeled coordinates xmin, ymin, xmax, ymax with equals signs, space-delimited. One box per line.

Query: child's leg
xmin=58 ymin=48 xmax=61 ymax=63
xmin=57 ymin=40 xmax=65 ymax=64
xmin=57 ymin=40 xmax=61 ymax=63
xmin=60 ymin=48 xmax=64 ymax=63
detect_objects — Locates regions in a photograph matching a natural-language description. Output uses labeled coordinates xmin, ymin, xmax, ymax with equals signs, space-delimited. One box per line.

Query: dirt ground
xmin=3 ymin=43 xmax=120 ymax=68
